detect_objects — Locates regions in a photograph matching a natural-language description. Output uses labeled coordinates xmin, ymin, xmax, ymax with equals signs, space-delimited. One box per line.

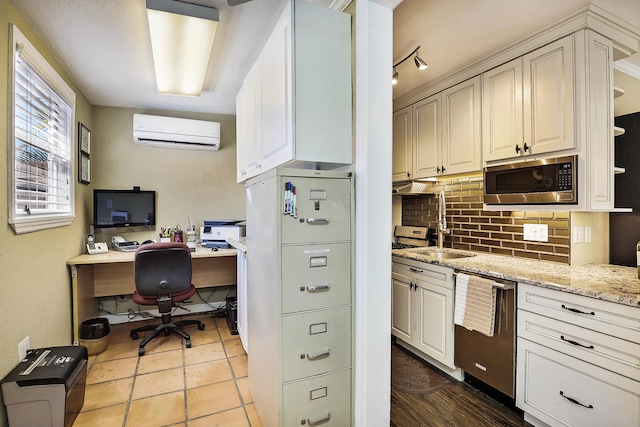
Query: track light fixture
xmin=392 ymin=45 xmax=428 ymax=85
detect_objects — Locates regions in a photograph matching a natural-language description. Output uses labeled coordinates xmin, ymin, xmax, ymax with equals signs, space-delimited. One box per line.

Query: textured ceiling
xmin=9 ymin=0 xmax=640 ymax=116
xmin=393 ymin=0 xmax=640 ymax=116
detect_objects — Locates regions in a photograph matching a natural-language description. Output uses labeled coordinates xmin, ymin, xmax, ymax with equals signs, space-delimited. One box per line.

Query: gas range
xmin=392 ymin=226 xmax=436 ymax=249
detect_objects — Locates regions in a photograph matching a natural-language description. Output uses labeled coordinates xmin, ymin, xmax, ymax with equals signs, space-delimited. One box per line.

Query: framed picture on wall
xmin=78 ymin=122 xmax=90 ymax=184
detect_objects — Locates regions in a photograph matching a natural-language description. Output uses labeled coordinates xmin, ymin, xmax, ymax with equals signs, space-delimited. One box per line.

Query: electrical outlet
xmin=523 ymin=224 xmax=548 ymax=242
xmin=573 ymin=226 xmax=585 ymax=244
xmin=18 ymin=336 xmax=30 ymax=362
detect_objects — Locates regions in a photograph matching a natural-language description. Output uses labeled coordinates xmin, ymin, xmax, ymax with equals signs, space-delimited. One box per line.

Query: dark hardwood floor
xmin=391 ymin=345 xmax=530 ymax=427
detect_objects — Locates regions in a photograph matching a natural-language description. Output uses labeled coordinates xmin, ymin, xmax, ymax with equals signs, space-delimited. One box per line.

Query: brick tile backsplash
xmin=401 ymin=174 xmax=570 ymax=264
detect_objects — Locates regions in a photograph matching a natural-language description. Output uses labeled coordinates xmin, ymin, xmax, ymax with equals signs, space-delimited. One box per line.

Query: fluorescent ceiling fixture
xmin=146 ymin=0 xmax=219 ymax=96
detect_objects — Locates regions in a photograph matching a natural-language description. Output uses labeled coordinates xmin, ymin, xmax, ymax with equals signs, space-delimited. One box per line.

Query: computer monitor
xmin=93 ymin=189 xmax=156 ymax=233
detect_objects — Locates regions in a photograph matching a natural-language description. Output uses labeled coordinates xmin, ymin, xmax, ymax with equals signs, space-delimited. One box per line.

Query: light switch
xmin=573 ymin=226 xmax=584 ymax=244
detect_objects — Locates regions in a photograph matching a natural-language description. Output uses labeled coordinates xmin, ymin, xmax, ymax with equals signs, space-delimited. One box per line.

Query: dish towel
xmin=454 ymin=273 xmax=497 ymax=337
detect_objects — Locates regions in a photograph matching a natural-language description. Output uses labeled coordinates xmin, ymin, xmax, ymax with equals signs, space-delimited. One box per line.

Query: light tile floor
xmin=74 ymin=314 xmax=261 ymax=427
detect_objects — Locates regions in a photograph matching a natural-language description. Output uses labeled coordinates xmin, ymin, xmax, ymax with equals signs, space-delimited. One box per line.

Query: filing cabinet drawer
xmin=516 ymin=338 xmax=640 ymax=427
xmin=282 ymin=306 xmax=351 ymax=382
xmin=282 ymin=243 xmax=351 ymax=313
xmin=281 ymin=176 xmax=351 ymax=244
xmin=282 ymin=369 xmax=351 ymax=427
xmin=518 ymin=310 xmax=640 ymax=380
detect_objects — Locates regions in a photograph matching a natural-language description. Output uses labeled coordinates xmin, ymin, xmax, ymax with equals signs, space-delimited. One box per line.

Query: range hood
xmin=392 ymin=181 xmax=435 ymax=195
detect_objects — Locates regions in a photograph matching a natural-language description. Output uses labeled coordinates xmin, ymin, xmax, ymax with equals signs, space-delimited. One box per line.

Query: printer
xmin=201 ymin=220 xmax=246 ymax=249
xmin=1 ymin=346 xmax=88 ymax=427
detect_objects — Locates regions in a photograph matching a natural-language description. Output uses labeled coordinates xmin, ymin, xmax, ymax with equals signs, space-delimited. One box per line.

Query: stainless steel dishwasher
xmin=454 ymin=273 xmax=516 ymax=398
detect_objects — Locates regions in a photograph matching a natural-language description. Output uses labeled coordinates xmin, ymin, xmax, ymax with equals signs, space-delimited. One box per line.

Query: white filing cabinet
xmin=246 ymin=169 xmax=354 ymax=427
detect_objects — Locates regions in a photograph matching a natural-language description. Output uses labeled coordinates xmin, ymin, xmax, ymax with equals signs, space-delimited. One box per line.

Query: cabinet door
xmin=392 ymin=106 xmax=413 ymax=181
xmin=391 ymin=272 xmax=413 ymax=342
xmin=260 ymin=8 xmax=293 ymax=172
xmin=442 ymin=76 xmax=482 ymax=175
xmin=413 ymin=94 xmax=441 ymax=179
xmin=414 ymin=280 xmax=455 ymax=368
xmin=236 ymin=83 xmax=247 ymax=183
xmin=483 ymin=59 xmax=524 ymax=162
xmin=523 ymin=36 xmax=575 ymax=155
xmin=243 ymin=65 xmax=262 ymax=179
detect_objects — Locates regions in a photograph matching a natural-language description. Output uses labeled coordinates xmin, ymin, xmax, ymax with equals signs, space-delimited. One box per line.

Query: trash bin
xmin=226 ymin=297 xmax=238 ymax=335
xmin=79 ymin=317 xmax=110 ymax=355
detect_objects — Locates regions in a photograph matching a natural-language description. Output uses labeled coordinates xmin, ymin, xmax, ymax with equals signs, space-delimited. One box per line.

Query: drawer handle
xmin=302 ymin=284 xmax=331 ymax=292
xmin=560 ymin=335 xmax=594 ymax=350
xmin=561 ymin=304 xmax=595 ymax=316
xmin=305 ymin=349 xmax=331 ymax=360
xmin=560 ymin=391 xmax=594 ymax=409
xmin=305 ymin=412 xmax=331 ymax=425
xmin=307 ymin=218 xmax=330 ymax=224
xmin=409 ymin=267 xmax=424 ymax=273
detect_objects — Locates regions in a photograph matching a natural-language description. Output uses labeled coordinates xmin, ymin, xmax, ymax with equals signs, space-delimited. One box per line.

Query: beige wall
xmin=0 ymin=4 xmax=244 ymax=425
xmin=0 ymin=1 xmax=93 ymax=424
xmin=90 ymin=106 xmax=245 ymax=245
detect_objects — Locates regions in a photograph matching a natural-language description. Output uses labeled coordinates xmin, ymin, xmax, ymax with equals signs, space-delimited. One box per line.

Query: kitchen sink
xmin=407 ymin=248 xmax=476 ymax=260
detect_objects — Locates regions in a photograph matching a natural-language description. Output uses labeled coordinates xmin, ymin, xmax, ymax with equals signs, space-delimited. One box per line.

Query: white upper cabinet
xmin=413 ymin=93 xmax=441 ymax=179
xmin=392 ymin=106 xmax=413 ymax=181
xmin=441 ymin=76 xmax=482 ymax=175
xmin=236 ymin=0 xmax=352 ymax=183
xmin=484 ymin=36 xmax=575 ymax=162
xmin=482 ymin=58 xmax=524 ymax=161
xmin=393 ymin=77 xmax=481 ymax=181
xmin=523 ymin=36 xmax=576 ymax=156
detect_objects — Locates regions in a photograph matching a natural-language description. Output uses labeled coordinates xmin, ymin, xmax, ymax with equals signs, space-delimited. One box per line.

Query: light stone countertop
xmin=392 ymin=247 xmax=640 ymax=308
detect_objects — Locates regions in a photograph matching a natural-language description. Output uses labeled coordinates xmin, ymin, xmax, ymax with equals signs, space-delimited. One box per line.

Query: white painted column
xmin=354 ymin=0 xmax=398 ymax=425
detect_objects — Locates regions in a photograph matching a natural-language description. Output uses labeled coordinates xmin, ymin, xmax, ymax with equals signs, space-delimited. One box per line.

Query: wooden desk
xmin=67 ymin=247 xmax=237 ymax=344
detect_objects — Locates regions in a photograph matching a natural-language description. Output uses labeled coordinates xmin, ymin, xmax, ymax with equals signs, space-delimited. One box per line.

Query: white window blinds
xmin=9 ymin=25 xmax=76 ymax=234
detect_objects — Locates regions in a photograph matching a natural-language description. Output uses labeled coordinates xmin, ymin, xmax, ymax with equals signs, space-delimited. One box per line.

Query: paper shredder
xmin=1 ymin=346 xmax=88 ymax=427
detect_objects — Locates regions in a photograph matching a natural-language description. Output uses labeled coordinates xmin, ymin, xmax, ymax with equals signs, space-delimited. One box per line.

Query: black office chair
xmin=130 ymin=242 xmax=205 ymax=356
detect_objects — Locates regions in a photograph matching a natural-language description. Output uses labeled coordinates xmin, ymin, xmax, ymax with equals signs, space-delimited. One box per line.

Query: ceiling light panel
xmin=146 ymin=0 xmax=219 ymax=96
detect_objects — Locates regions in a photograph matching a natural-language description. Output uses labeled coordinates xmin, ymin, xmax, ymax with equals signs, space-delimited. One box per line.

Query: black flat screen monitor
xmin=93 ymin=189 xmax=156 ymax=232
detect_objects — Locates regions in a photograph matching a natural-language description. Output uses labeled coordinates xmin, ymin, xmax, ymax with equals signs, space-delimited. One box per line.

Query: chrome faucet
xmin=437 ymin=191 xmax=450 ymax=249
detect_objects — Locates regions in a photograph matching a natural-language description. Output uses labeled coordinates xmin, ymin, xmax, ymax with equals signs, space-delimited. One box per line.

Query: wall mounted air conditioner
xmin=133 ymin=113 xmax=220 ymax=151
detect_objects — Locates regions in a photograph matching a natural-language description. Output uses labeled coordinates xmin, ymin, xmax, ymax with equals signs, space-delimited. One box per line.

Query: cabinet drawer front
xmin=282 ymin=369 xmax=351 ymax=427
xmin=282 ymin=243 xmax=351 ymax=313
xmin=281 ymin=177 xmax=351 ymax=244
xmin=282 ymin=307 xmax=351 ymax=382
xmin=517 ymin=338 xmax=640 ymax=427
xmin=518 ymin=310 xmax=640 ymax=380
xmin=518 ymin=283 xmax=640 ymax=342
xmin=391 ymin=257 xmax=454 ymax=289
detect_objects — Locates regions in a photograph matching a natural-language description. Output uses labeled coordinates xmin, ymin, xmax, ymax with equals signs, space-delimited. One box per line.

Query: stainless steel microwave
xmin=484 ymin=155 xmax=577 ymax=205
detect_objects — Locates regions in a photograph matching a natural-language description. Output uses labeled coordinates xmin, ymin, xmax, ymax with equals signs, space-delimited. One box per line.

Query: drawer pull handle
xmin=307 ymin=218 xmax=330 ymax=224
xmin=305 ymin=412 xmax=331 ymax=425
xmin=561 ymin=304 xmax=595 ymax=316
xmin=304 ymin=285 xmax=331 ymax=292
xmin=409 ymin=267 xmax=424 ymax=273
xmin=560 ymin=335 xmax=594 ymax=350
xmin=305 ymin=349 xmax=331 ymax=360
xmin=560 ymin=391 xmax=593 ymax=409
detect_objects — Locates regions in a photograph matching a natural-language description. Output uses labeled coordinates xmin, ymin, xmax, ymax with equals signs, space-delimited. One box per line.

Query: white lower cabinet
xmin=391 ymin=257 xmax=455 ymax=369
xmin=517 ymin=339 xmax=640 ymax=427
xmin=516 ymin=283 xmax=640 ymax=427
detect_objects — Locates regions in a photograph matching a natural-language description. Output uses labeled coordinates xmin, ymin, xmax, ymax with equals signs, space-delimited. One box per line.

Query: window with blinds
xmin=9 ymin=25 xmax=76 ymax=234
